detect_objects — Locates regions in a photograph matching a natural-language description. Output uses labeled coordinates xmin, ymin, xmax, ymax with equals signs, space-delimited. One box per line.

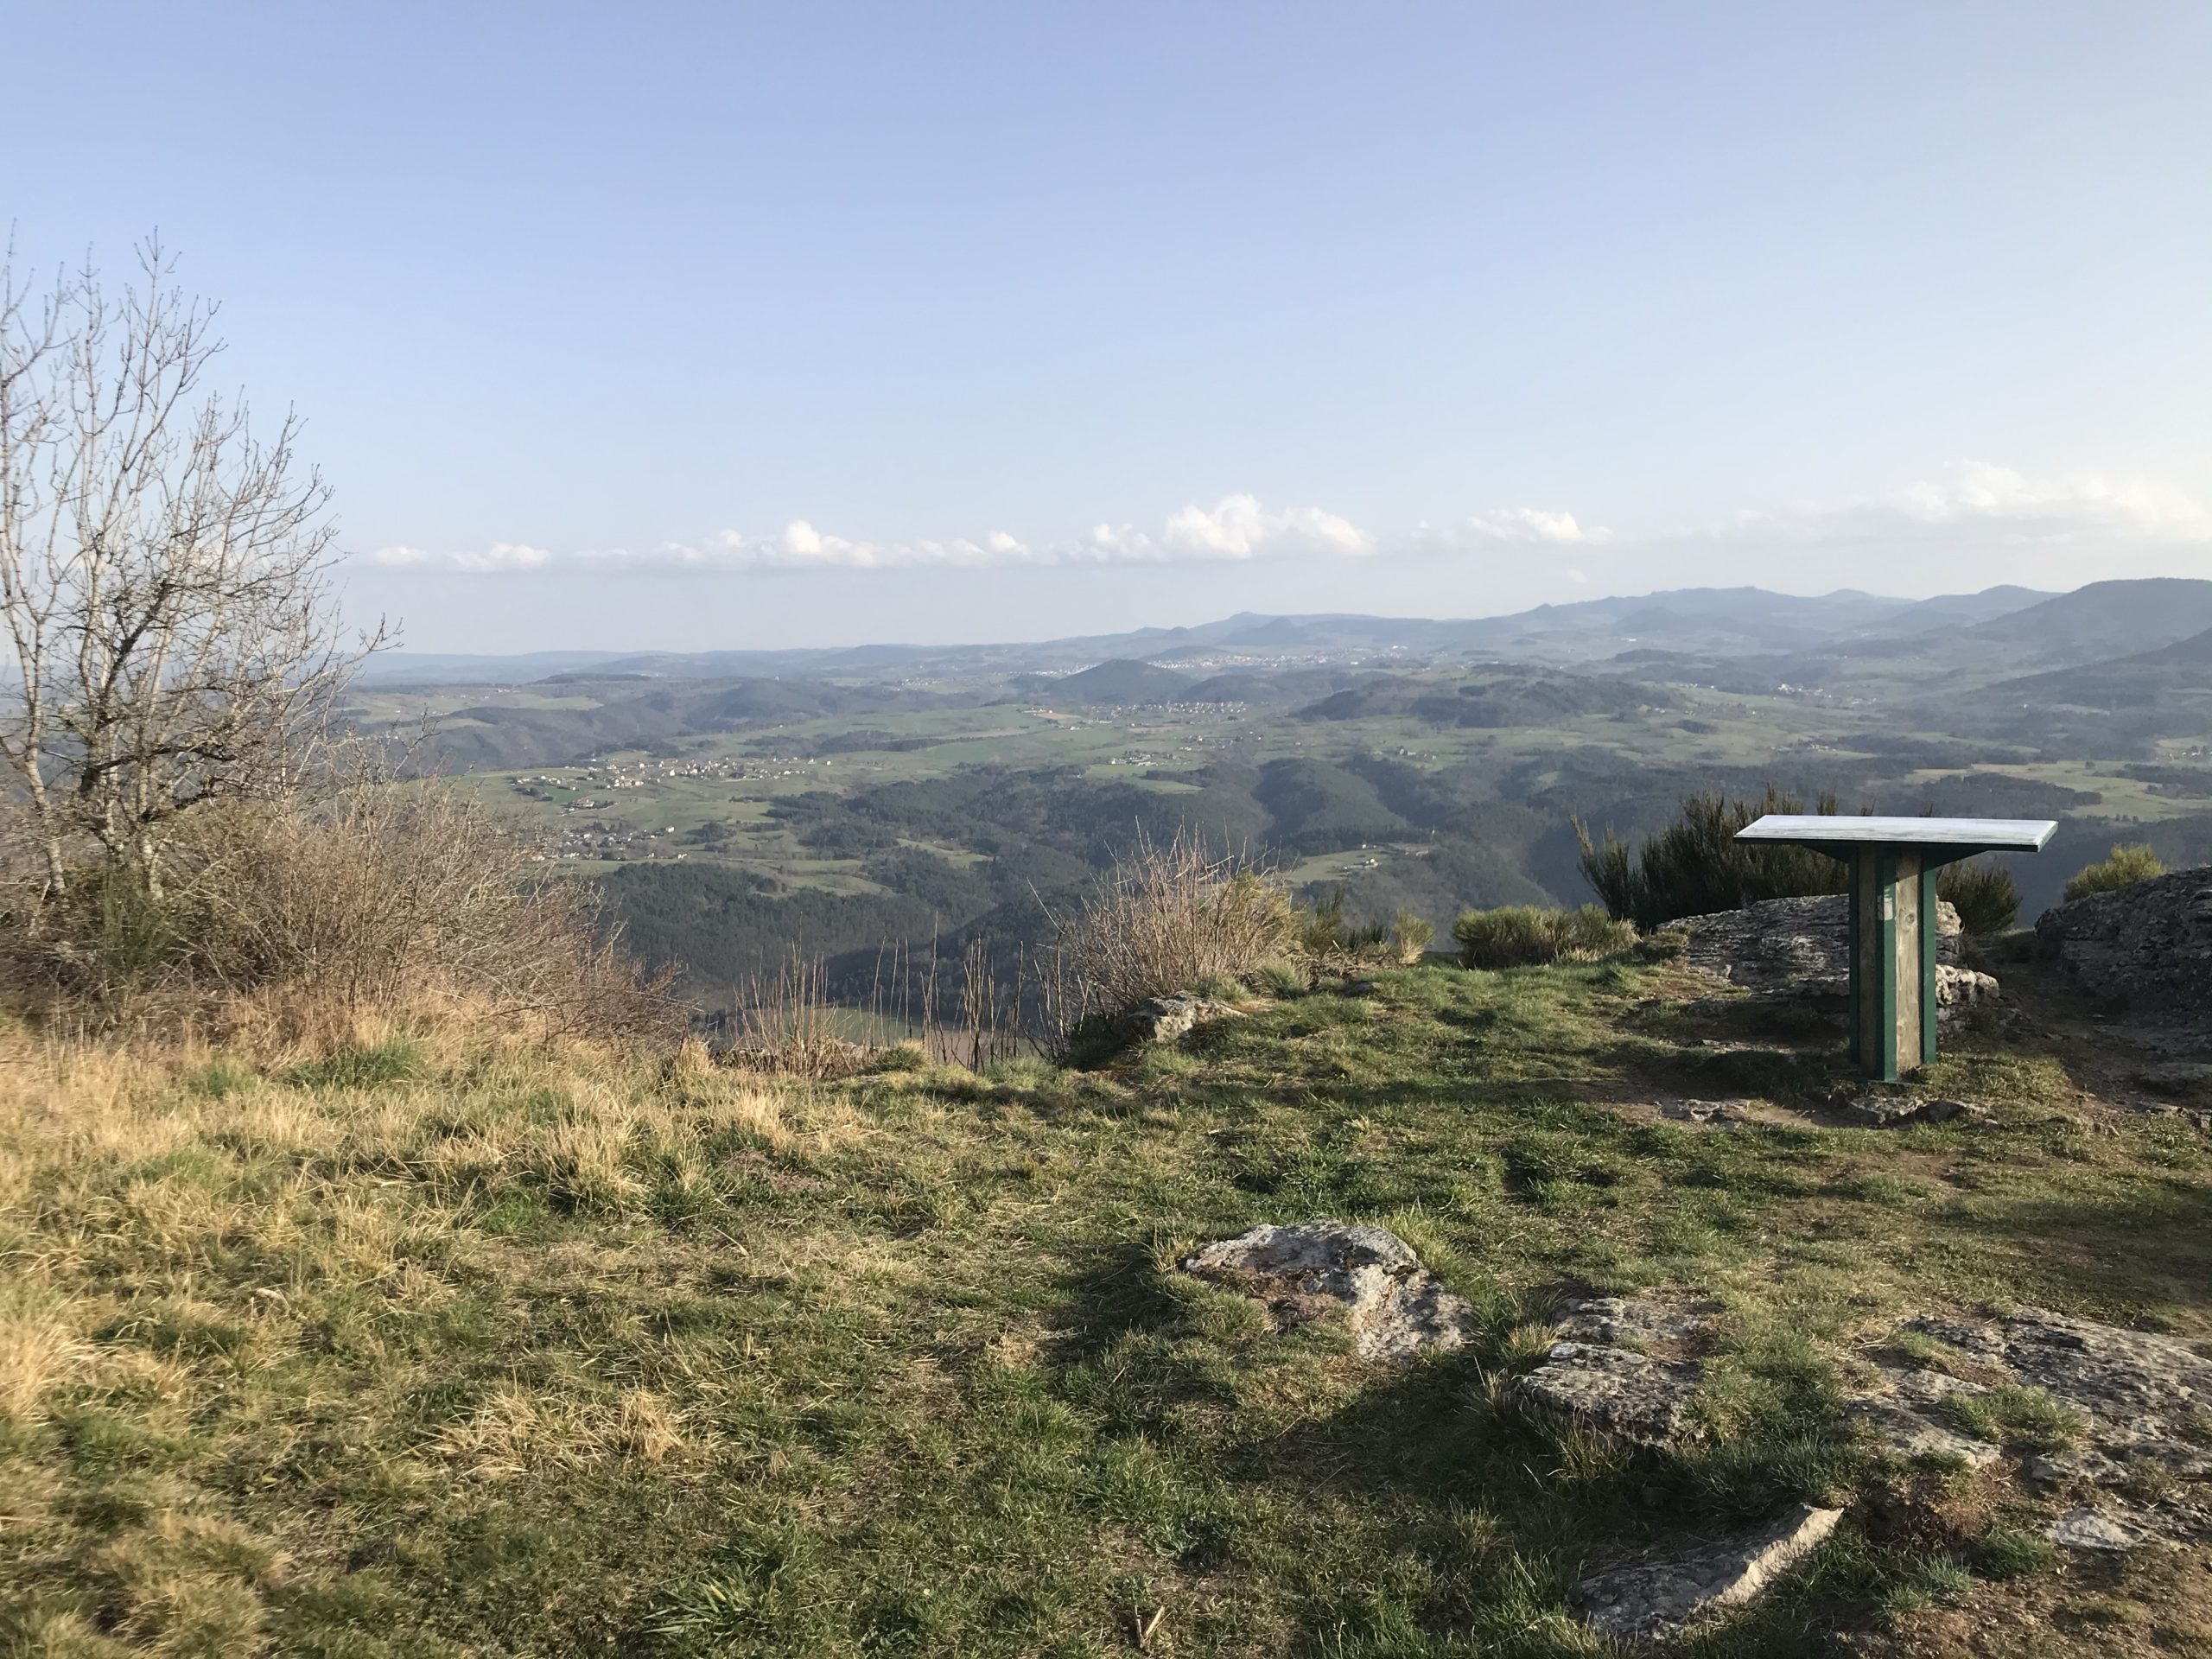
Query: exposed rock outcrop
xmin=1177 ymin=1221 xmax=1473 ymax=1362
xmin=1894 ymin=1308 xmax=2212 ymax=1547
xmin=2037 ymin=867 xmax=2212 ymax=1029
xmin=1120 ymin=995 xmax=1240 ymax=1044
xmin=1510 ymin=1295 xmax=2212 ymax=1555
xmin=1575 ymin=1503 xmax=1843 ymax=1645
xmin=1662 ymin=894 xmax=1993 ymax=1026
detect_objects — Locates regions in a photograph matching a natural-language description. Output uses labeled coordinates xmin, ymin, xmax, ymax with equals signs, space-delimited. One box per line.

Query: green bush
xmin=1452 ymin=905 xmax=1637 ymax=969
xmin=1936 ymin=858 xmax=2020 ymax=935
xmin=2063 ymin=842 xmax=2165 ymax=903
xmin=1452 ymin=906 xmax=1551 ymax=969
xmin=1576 ymin=786 xmax=1854 ymax=930
xmin=287 ymin=1036 xmax=426 ymax=1090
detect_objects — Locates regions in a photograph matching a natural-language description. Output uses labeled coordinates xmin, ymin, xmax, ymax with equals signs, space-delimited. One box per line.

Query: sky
xmin=7 ymin=1 xmax=2210 ymax=652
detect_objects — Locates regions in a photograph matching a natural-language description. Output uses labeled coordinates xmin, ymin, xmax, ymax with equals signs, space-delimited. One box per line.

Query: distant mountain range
xmin=358 ymin=582 xmax=2084 ymax=684
xmin=353 ymin=580 xmax=2212 ymax=733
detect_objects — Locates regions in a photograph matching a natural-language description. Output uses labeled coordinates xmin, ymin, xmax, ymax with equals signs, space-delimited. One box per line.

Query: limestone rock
xmin=1120 ymin=995 xmax=1238 ymax=1044
xmin=1555 ymin=1294 xmax=1717 ymax=1351
xmin=1177 ymin=1221 xmax=1472 ymax=1362
xmin=1514 ymin=1342 xmax=1704 ymax=1446
xmin=1845 ymin=1397 xmax=2002 ymax=1470
xmin=1661 ymin=894 xmax=1966 ymax=1002
xmin=1575 ymin=1503 xmax=1842 ymax=1644
xmin=1834 ymin=1094 xmax=1984 ymax=1128
xmin=1509 ymin=1294 xmax=1715 ymax=1446
xmin=1936 ymin=964 xmax=1999 ymax=1018
xmin=2046 ymin=1506 xmax=2159 ymax=1551
xmin=1863 ymin=1308 xmax=2212 ymax=1546
xmin=2037 ymin=868 xmax=2212 ymax=1030
xmin=1511 ymin=1294 xmax=2212 ymax=1553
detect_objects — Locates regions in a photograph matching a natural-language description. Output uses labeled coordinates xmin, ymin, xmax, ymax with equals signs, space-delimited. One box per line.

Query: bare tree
xmin=0 ymin=235 xmax=385 ymax=907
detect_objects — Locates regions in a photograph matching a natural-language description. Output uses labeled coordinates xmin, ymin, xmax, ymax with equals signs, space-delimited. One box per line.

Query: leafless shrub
xmin=727 ymin=954 xmax=869 ymax=1079
xmin=1049 ymin=830 xmax=1295 ymax=1021
xmin=0 ymin=237 xmax=385 ymax=906
xmin=0 ymin=779 xmax=680 ymax=1046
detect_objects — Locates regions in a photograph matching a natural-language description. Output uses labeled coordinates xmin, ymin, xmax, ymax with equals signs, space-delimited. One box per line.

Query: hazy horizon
xmin=363 ymin=578 xmax=2083 ymax=663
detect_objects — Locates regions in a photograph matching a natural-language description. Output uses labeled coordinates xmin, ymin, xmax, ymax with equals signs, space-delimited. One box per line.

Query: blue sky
xmin=9 ymin=2 xmax=2209 ymax=650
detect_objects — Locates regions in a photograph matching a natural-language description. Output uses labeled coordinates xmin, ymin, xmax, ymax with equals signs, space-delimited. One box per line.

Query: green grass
xmin=3 ymin=964 xmax=2209 ymax=1655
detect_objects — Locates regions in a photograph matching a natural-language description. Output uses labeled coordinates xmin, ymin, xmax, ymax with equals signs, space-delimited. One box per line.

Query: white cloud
xmin=442 ymin=542 xmax=552 ymax=572
xmin=1460 ymin=507 xmax=1611 ymax=546
xmin=1897 ymin=461 xmax=2212 ymax=539
xmin=372 ymin=496 xmax=1370 ymax=573
xmin=354 ymin=464 xmax=2208 ymax=581
xmin=1160 ymin=493 xmax=1372 ymax=559
xmin=1721 ymin=462 xmax=2212 ymax=548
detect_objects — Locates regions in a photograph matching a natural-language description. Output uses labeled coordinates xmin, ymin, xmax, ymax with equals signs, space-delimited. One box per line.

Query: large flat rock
xmin=1576 ymin=1503 xmax=1843 ymax=1644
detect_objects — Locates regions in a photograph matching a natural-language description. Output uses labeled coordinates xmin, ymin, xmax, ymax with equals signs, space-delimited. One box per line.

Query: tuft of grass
xmin=1945 ymin=1385 xmax=2082 ymax=1452
xmin=285 ymin=1034 xmax=424 ymax=1089
xmin=185 ymin=1058 xmax=255 ymax=1099
xmin=1972 ymin=1526 xmax=2058 ymax=1581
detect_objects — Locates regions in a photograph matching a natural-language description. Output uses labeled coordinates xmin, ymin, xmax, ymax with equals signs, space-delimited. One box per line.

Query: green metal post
xmin=1920 ymin=862 xmax=1940 ymax=1068
xmin=1877 ymin=851 xmax=1898 ymax=1083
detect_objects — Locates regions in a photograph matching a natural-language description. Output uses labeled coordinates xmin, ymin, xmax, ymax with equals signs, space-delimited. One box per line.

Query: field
xmin=376 ymin=667 xmax=2212 ymax=1012
xmin=4 ymin=958 xmax=2209 ymax=1656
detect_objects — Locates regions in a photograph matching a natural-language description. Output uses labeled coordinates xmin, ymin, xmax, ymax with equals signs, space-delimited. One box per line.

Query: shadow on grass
xmin=1940 ymin=1179 xmax=2212 ymax=1317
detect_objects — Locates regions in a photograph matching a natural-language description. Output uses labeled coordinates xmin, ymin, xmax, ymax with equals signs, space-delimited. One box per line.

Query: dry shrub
xmin=726 ymin=954 xmax=871 ymax=1078
xmin=1052 ymin=830 xmax=1295 ymax=1019
xmin=1452 ymin=904 xmax=1637 ymax=969
xmin=0 ymin=782 xmax=679 ymax=1046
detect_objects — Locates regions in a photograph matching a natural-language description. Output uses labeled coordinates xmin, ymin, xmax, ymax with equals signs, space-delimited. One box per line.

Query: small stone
xmin=1836 ymin=1093 xmax=1930 ymax=1128
xmin=1919 ymin=1098 xmax=1985 ymax=1123
xmin=1575 ymin=1503 xmax=1842 ymax=1643
xmin=1178 ymin=1221 xmax=1472 ymax=1363
xmin=2047 ymin=1507 xmax=2152 ymax=1551
xmin=1663 ymin=1099 xmax=1732 ymax=1124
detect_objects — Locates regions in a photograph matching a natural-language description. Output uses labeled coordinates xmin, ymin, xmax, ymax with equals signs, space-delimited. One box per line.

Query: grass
xmin=2 ymin=963 xmax=2208 ymax=1656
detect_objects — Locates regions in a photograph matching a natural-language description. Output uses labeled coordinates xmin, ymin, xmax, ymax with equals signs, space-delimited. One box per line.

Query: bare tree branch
xmin=0 ymin=234 xmax=388 ymax=906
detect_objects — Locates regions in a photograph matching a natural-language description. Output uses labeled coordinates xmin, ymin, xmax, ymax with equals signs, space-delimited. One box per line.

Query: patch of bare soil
xmin=1846 ymin=1545 xmax=2212 ymax=1657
